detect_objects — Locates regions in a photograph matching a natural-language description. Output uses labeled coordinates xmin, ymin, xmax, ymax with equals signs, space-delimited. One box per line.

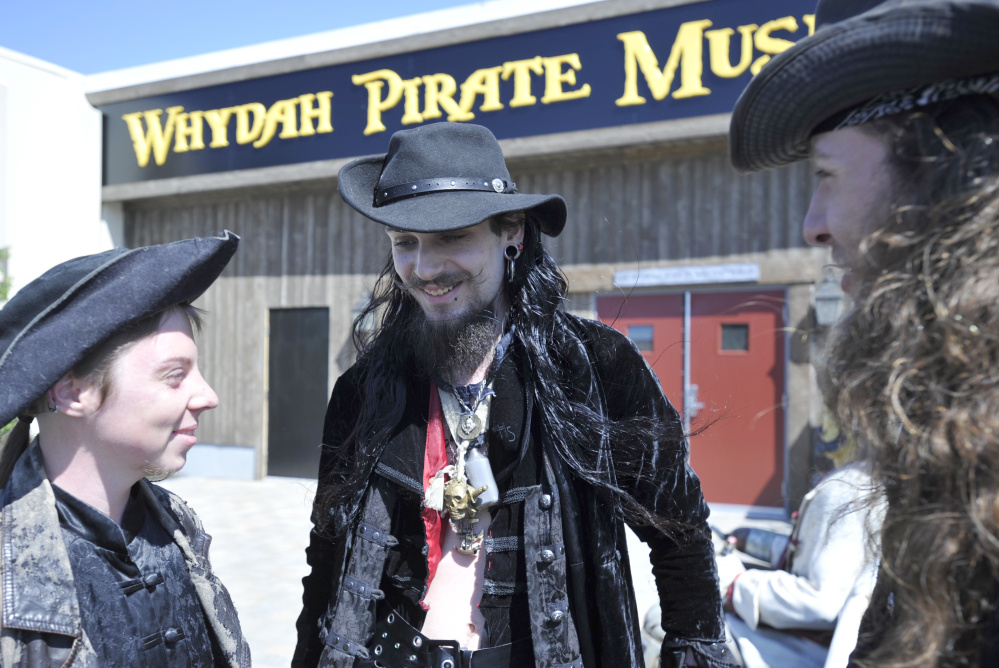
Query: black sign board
xmin=99 ymin=0 xmax=814 ymax=185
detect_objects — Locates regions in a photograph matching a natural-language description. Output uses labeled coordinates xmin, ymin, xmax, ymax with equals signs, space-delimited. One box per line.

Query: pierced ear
xmin=505 ymin=222 xmax=526 ymax=245
xmin=50 ymin=374 xmax=99 ymax=417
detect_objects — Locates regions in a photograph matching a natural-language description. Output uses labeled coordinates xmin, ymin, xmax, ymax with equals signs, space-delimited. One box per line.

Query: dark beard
xmin=401 ymin=297 xmax=501 ymax=384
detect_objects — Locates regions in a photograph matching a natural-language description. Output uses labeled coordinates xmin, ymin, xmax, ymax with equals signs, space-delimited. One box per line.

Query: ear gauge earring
xmin=47 ymin=396 xmax=57 ymax=413
xmin=504 ymin=243 xmax=523 ymax=283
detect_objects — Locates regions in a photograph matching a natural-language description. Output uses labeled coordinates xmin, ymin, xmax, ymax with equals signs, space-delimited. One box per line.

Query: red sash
xmin=420 ymin=383 xmax=448 ymax=604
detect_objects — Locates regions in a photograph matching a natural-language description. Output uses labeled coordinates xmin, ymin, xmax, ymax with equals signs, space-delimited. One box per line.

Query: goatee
xmin=402 ymin=299 xmax=502 ymax=384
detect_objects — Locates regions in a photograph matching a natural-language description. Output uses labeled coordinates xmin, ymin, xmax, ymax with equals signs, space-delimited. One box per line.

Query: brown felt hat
xmin=338 ymin=122 xmax=566 ymax=236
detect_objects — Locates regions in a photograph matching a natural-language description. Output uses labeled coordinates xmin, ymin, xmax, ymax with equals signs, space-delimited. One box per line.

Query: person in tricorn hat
xmin=730 ymin=0 xmax=999 ymax=665
xmin=292 ymin=122 xmax=733 ymax=668
xmin=0 ymin=231 xmax=250 ymax=667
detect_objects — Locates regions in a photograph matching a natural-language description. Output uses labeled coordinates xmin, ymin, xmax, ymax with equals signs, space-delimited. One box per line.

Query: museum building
xmin=86 ymin=0 xmax=830 ymax=513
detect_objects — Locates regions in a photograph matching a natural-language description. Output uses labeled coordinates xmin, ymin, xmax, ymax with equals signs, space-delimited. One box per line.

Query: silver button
xmin=541 ymin=549 xmax=555 ymax=563
xmin=549 ymin=610 xmax=565 ymax=623
xmin=412 ymin=636 xmax=422 ymax=648
xmin=539 ymin=494 xmax=552 ymax=509
xmin=163 ymin=628 xmax=180 ymax=643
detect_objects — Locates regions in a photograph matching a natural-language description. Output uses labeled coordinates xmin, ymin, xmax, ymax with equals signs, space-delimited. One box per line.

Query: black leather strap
xmin=369 ymin=609 xmax=533 ymax=667
xmin=374 ymin=177 xmax=517 ymax=206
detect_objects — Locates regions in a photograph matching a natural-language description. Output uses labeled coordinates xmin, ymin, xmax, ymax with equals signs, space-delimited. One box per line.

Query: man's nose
xmin=413 ymin=246 xmax=445 ymax=280
xmin=803 ymin=191 xmax=832 ymax=247
xmin=191 ymin=370 xmax=219 ymax=412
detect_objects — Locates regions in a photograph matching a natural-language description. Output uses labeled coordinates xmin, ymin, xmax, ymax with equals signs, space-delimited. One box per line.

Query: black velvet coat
xmin=294 ymin=316 xmax=730 ymax=668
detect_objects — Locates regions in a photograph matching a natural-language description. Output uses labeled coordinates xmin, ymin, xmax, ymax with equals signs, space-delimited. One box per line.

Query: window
xmin=628 ymin=324 xmax=654 ymax=351
xmin=721 ymin=323 xmax=749 ymax=351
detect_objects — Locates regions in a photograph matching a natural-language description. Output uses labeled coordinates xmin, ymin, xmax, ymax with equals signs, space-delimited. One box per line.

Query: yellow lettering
xmin=803 ymin=14 xmax=815 ymax=35
xmin=235 ymin=103 xmax=266 ymax=145
xmin=540 ymin=54 xmax=591 ymax=104
xmin=298 ymin=92 xmax=334 ymax=136
xmin=616 ymin=22 xmax=712 ymax=107
xmin=459 ymin=66 xmax=505 ymax=116
xmin=400 ymin=78 xmax=424 ymax=126
xmin=422 ymin=74 xmax=470 ymax=122
xmin=121 ymin=106 xmax=184 ymax=167
xmin=254 ymin=99 xmax=299 ymax=148
xmin=751 ymin=16 xmax=799 ymax=75
xmin=204 ymin=108 xmax=234 ymax=148
xmin=352 ymin=69 xmax=404 ymax=136
xmin=502 ymin=57 xmax=543 ymax=108
xmin=706 ymin=25 xmax=757 ymax=79
xmin=173 ymin=111 xmax=205 ymax=153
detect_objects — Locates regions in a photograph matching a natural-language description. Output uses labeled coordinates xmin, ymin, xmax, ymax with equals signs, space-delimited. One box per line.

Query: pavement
xmin=160 ymin=475 xmax=791 ymax=668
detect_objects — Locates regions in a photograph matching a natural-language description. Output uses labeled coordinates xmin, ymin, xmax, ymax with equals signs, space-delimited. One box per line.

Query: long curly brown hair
xmin=823 ymin=95 xmax=999 ymax=667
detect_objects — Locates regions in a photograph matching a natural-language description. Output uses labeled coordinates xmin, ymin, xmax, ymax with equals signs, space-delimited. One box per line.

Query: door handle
xmin=685 ymin=384 xmax=705 ymax=418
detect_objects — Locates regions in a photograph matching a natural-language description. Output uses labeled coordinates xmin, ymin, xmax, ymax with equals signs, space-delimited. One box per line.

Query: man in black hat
xmin=293 ymin=122 xmax=732 ymax=668
xmin=0 ymin=232 xmax=250 ymax=667
xmin=730 ymin=0 xmax=999 ymax=665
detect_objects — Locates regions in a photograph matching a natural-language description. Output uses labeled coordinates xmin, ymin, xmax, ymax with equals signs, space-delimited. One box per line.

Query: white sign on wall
xmin=613 ymin=263 xmax=761 ymax=288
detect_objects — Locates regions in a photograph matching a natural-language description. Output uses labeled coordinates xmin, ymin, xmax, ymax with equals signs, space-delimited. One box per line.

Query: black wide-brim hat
xmin=338 ymin=122 xmax=567 ymax=236
xmin=0 ymin=231 xmax=238 ymax=426
xmin=730 ymin=0 xmax=999 ymax=172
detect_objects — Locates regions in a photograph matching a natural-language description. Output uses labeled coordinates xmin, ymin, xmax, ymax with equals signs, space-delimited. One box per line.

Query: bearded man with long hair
xmin=292 ymin=123 xmax=732 ymax=668
xmin=730 ymin=0 xmax=999 ymax=666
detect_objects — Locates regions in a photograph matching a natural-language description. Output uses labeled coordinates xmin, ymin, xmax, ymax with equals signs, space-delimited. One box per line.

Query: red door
xmin=595 ymin=294 xmax=684 ymax=405
xmin=688 ymin=291 xmax=785 ymax=507
xmin=597 ymin=290 xmax=786 ymax=508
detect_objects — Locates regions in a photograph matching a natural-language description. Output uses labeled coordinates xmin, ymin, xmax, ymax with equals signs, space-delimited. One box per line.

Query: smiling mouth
xmin=423 ymin=285 xmax=456 ymax=297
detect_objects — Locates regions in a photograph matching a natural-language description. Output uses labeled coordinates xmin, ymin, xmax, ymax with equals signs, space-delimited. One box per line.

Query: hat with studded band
xmin=338 ymin=122 xmax=567 ymax=236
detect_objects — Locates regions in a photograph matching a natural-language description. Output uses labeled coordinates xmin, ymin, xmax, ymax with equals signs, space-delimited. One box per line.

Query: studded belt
xmin=368 ymin=610 xmax=533 ymax=668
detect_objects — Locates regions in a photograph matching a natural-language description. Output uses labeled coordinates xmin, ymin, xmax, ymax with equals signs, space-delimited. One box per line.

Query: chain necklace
xmin=437 ymin=329 xmax=514 ymax=442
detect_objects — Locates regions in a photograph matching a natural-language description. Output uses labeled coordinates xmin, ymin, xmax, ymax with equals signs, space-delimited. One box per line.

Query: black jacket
xmin=294 ymin=316 xmax=731 ymax=667
xmin=0 ymin=443 xmax=250 ymax=668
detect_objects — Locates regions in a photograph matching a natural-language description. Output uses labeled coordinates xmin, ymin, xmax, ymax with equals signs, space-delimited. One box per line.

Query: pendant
xmin=443 ymin=478 xmax=487 ymax=521
xmin=456 ymin=525 xmax=484 ymax=555
xmin=456 ymin=412 xmax=483 ymax=441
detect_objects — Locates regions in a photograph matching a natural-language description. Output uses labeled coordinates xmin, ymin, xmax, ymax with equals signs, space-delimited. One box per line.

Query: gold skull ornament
xmin=443 ymin=479 xmax=488 ymax=521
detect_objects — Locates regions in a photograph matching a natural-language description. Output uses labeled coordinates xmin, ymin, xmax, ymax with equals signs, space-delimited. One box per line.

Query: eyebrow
xmin=156 ymin=356 xmax=195 ymax=368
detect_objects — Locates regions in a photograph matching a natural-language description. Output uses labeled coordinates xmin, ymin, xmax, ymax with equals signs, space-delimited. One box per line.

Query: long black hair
xmin=316 ymin=214 xmax=692 ymax=540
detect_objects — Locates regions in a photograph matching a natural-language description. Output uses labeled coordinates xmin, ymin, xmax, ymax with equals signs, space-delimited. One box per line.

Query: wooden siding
xmin=124 ymin=142 xmax=816 ymax=463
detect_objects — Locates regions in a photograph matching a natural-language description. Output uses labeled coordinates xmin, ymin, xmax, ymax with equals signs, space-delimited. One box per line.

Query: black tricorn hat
xmin=0 ymin=231 xmax=238 ymax=426
xmin=730 ymin=0 xmax=999 ymax=172
xmin=338 ymin=122 xmax=567 ymax=236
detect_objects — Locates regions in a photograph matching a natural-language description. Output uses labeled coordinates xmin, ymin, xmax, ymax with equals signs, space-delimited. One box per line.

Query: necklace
xmin=452 ymin=381 xmax=489 ymax=441
xmin=438 ymin=329 xmax=514 ymax=441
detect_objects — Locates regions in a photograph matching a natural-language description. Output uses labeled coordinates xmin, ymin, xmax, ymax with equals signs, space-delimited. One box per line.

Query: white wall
xmin=0 ymin=47 xmax=112 ymax=300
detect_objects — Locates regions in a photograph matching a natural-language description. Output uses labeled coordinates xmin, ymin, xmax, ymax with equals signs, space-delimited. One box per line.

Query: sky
xmin=1 ymin=0 xmax=477 ymax=74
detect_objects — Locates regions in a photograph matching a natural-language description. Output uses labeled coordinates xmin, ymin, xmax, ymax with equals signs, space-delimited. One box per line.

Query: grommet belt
xmin=368 ymin=609 xmax=533 ymax=668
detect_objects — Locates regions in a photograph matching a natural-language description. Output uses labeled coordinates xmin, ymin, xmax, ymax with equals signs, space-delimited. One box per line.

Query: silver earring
xmin=504 ymin=244 xmax=522 ymax=283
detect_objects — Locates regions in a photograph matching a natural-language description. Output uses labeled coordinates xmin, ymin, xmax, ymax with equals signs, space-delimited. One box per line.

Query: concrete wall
xmin=0 ymin=47 xmax=116 ymax=300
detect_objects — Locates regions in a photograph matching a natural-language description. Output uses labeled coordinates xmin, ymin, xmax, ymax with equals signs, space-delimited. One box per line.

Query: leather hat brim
xmin=730 ymin=0 xmax=999 ymax=172
xmin=0 ymin=231 xmax=238 ymax=426
xmin=338 ymin=155 xmax=567 ymax=236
